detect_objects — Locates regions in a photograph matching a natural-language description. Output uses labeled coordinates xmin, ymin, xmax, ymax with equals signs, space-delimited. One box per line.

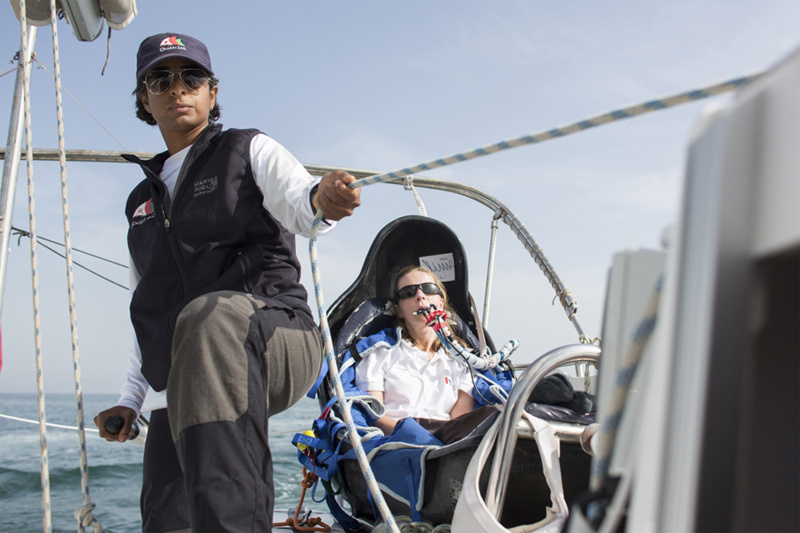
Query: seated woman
xmin=355 ymin=265 xmax=493 ymax=442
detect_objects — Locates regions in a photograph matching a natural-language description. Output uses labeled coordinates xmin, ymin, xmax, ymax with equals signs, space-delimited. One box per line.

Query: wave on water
xmin=0 ymin=393 xmax=326 ymax=532
xmin=0 ymin=466 xmax=41 ymax=498
xmin=0 ymin=462 xmax=144 ymax=533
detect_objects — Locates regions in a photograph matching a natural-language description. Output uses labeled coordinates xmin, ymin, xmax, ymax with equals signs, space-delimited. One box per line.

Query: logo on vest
xmin=131 ymin=198 xmax=155 ymax=226
xmin=194 ymin=176 xmax=219 ymax=197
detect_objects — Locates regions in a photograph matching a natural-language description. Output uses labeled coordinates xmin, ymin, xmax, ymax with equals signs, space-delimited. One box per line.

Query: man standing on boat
xmin=93 ymin=33 xmax=360 ymax=532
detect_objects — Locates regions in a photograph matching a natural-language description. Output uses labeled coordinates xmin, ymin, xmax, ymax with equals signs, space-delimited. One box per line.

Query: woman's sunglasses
xmin=396 ymin=282 xmax=442 ymax=300
xmin=144 ymin=68 xmax=210 ymax=95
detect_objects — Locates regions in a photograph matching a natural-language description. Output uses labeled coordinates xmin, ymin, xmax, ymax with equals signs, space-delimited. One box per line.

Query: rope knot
xmin=301 ymin=469 xmax=318 ymax=489
xmin=74 ymin=502 xmax=104 ymax=532
xmin=402 ymin=175 xmax=427 ymax=216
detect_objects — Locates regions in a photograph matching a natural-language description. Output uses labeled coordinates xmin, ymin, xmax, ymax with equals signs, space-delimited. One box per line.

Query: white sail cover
xmin=452 ymin=412 xmax=568 ymax=532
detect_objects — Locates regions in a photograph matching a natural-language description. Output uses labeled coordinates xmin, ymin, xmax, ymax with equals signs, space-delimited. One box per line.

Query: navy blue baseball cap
xmin=136 ymin=33 xmax=214 ymax=79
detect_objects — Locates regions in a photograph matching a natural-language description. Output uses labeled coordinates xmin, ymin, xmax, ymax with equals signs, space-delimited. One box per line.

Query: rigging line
xmin=11 ymin=226 xmax=129 ymax=268
xmin=0 ymin=413 xmax=100 ymax=433
xmin=32 ymin=56 xmax=127 ymax=151
xmin=307 ymin=217 xmax=400 ymax=533
xmin=33 ymin=239 xmax=128 ymax=290
xmin=0 ymin=413 xmax=305 ymax=436
xmin=302 ymin=74 xmax=759 ymax=531
xmin=589 ymin=276 xmax=662 ymax=503
xmin=10 ymin=228 xmax=129 ymax=290
xmin=18 ymin=9 xmax=53 ymax=532
xmin=46 ymin=3 xmax=103 ymax=530
xmin=310 ymin=73 xmax=761 ymax=344
xmin=349 ymin=72 xmax=762 ymax=189
xmin=0 ymin=64 xmax=21 ymax=79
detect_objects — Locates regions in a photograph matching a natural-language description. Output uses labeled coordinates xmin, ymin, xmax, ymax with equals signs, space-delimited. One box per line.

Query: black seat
xmin=319 ymin=215 xmax=494 ymax=409
xmin=310 ymin=215 xmax=592 ymax=529
xmin=326 ymin=215 xmax=490 ymax=348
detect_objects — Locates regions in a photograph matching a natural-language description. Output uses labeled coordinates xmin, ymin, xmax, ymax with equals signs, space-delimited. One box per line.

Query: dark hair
xmin=393 ymin=265 xmax=464 ymax=351
xmin=133 ymin=75 xmax=221 ymax=125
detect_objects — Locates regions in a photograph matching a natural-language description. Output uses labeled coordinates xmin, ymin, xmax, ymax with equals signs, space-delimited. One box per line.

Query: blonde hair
xmin=394 ymin=265 xmax=464 ymax=351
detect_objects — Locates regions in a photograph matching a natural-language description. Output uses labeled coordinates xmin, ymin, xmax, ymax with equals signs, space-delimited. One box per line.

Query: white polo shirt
xmin=355 ymin=333 xmax=475 ymax=421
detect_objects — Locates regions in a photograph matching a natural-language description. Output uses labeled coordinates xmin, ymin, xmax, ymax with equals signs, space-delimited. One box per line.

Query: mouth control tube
xmin=420 ymin=304 xmax=519 ymax=372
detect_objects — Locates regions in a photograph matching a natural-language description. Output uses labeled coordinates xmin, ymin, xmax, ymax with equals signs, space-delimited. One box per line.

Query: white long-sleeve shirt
xmin=117 ymin=134 xmax=333 ymax=416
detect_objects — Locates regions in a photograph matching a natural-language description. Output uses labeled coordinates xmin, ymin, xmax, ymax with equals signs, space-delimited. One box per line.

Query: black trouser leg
xmin=141 ymin=409 xmax=190 ymax=532
xmin=165 ymin=291 xmax=321 ymax=532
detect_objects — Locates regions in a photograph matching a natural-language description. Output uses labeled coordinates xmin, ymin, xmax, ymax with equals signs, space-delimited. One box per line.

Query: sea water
xmin=0 ymin=393 xmax=321 ymax=533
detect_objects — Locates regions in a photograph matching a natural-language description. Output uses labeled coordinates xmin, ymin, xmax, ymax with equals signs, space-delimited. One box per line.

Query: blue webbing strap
xmin=307 ymin=357 xmax=329 ymax=399
xmin=402 ymin=457 xmax=422 ymax=523
xmin=325 ymin=493 xmax=363 ymax=532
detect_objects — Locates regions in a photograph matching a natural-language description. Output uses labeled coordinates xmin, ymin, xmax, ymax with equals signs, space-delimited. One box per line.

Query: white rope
xmin=402 ymin=176 xmax=427 ymax=216
xmin=19 ymin=3 xmax=52 ymax=531
xmin=47 ymin=1 xmax=102 ymax=530
xmin=0 ymin=412 xmax=305 ymax=436
xmin=0 ymin=413 xmax=99 ymax=432
xmin=74 ymin=503 xmax=100 ymax=531
xmin=308 ymin=216 xmax=400 ymax=533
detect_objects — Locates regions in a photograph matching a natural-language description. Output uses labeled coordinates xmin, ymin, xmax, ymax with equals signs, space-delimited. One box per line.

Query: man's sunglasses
xmin=396 ymin=282 xmax=442 ymax=300
xmin=144 ymin=68 xmax=210 ymax=95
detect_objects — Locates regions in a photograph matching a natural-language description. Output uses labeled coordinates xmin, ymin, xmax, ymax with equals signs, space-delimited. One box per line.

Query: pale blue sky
xmin=1 ymin=1 xmax=799 ymax=395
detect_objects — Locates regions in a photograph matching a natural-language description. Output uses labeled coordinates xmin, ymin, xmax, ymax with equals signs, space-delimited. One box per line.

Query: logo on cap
xmin=159 ymin=36 xmax=186 ymax=51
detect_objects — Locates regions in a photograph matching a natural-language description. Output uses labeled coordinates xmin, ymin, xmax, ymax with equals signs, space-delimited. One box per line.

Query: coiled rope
xmin=305 ymin=73 xmax=757 ymax=532
xmin=18 ymin=4 xmax=51 ymax=532
xmin=371 ymin=516 xmax=451 ymax=533
xmin=272 ymin=468 xmax=331 ymax=532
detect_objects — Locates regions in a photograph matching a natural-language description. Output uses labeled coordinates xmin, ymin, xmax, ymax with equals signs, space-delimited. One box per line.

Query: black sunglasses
xmin=396 ymin=282 xmax=442 ymax=300
xmin=144 ymin=68 xmax=210 ymax=95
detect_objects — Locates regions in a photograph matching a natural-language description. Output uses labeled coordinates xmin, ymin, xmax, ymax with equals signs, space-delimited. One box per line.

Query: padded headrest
xmin=327 ymin=215 xmax=477 ymax=345
xmin=334 ymin=297 xmax=396 ymax=357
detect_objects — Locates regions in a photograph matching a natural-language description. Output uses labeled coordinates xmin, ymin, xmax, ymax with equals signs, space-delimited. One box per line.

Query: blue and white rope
xmin=307 ymin=73 xmax=756 ymax=531
xmin=340 ymin=73 xmax=758 ymax=335
xmin=588 ymin=275 xmax=662 ymax=519
xmin=47 ymin=1 xmax=102 ymax=530
xmin=350 ymin=73 xmax=760 ymax=189
xmin=19 ymin=3 xmax=52 ymax=531
xmin=308 ymin=217 xmax=400 ymax=533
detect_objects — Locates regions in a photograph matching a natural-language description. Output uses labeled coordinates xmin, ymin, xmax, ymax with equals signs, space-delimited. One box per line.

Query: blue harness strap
xmin=402 ymin=457 xmax=422 ymax=522
xmin=325 ymin=493 xmax=363 ymax=532
xmin=298 ymin=319 xmax=515 ymax=527
xmin=306 ymin=357 xmax=329 ymax=399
